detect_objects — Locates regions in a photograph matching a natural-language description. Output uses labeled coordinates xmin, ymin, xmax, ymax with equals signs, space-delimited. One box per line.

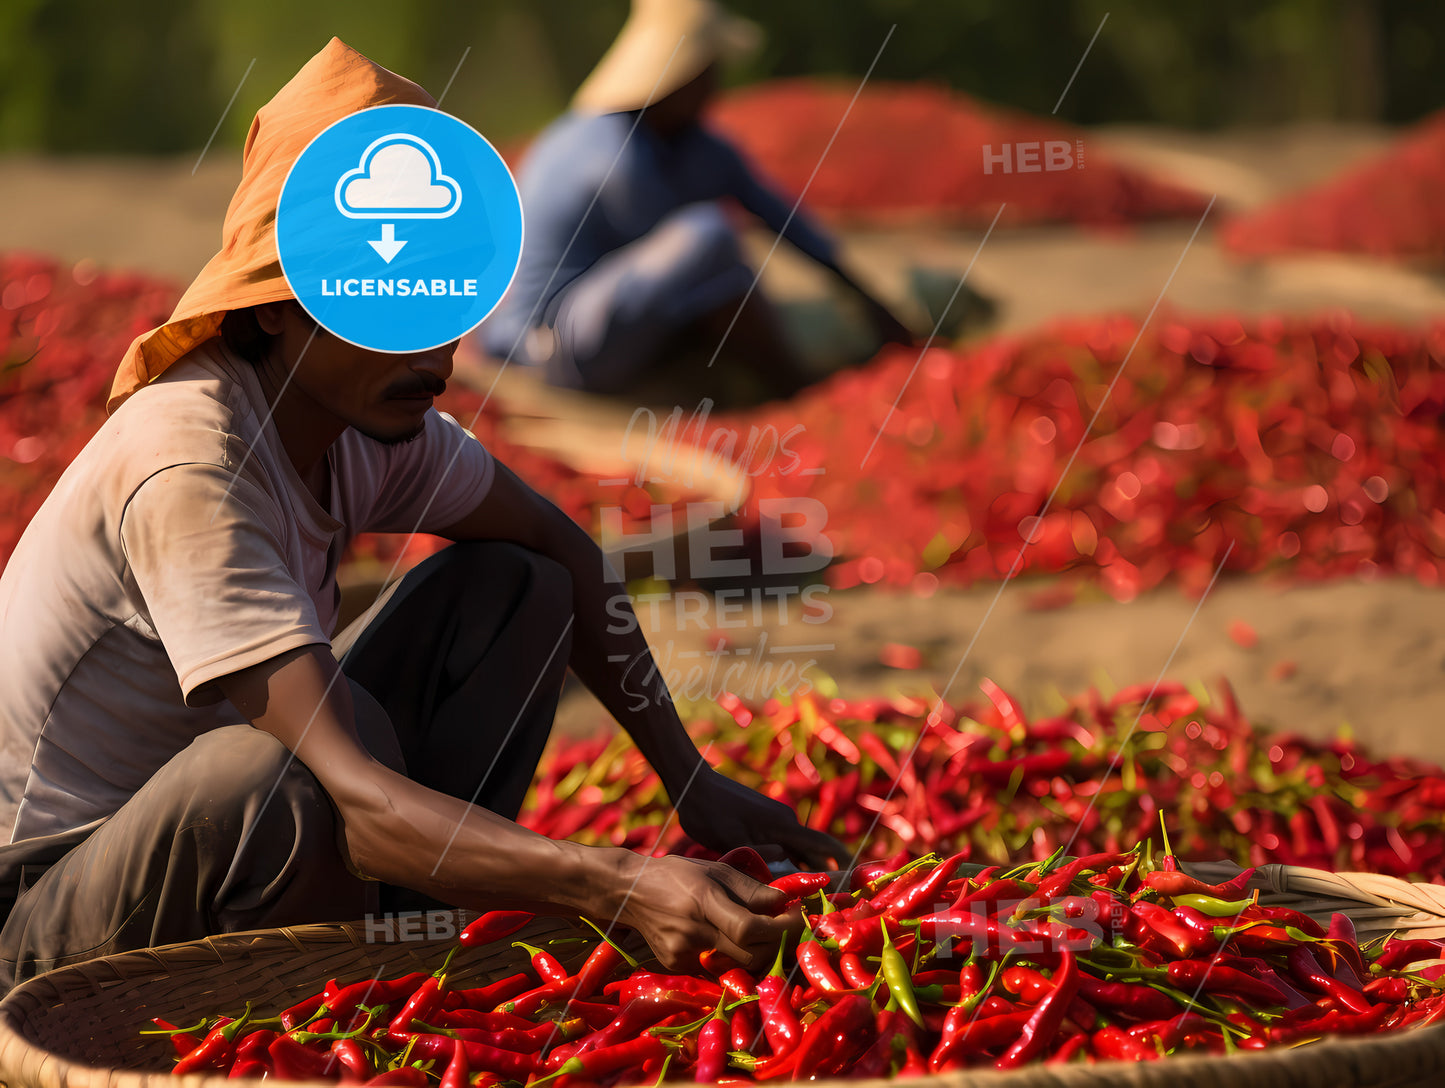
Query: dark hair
xmin=220 ymin=306 xmax=273 ymax=363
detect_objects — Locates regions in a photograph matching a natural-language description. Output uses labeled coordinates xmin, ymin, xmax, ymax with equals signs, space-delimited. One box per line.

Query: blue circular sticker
xmin=276 ymin=104 xmax=523 ymax=353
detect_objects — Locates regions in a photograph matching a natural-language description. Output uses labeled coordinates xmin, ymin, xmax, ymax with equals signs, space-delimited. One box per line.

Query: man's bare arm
xmin=215 ymin=644 xmax=794 ymax=968
xmin=436 ymin=460 xmax=848 ymax=870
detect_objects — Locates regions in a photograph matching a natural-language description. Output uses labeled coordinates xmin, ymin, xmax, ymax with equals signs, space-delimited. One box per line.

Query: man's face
xmin=256 ymin=301 xmax=456 ymax=444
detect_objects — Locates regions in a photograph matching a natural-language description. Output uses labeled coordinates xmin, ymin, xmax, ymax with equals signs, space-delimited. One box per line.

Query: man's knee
xmin=652 ymin=202 xmax=743 ymax=274
xmin=162 ymin=725 xmax=331 ymax=846
xmin=426 ymin=541 xmax=573 ymax=616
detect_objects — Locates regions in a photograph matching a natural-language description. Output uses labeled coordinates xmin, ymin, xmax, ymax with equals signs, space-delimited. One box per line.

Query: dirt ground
xmin=5 ymin=122 xmax=1444 ymax=769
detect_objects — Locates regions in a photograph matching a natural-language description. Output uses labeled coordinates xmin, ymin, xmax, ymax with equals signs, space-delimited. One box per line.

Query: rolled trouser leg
xmin=339 ymin=540 xmax=574 ymax=821
xmin=0 ymin=724 xmax=371 ymax=989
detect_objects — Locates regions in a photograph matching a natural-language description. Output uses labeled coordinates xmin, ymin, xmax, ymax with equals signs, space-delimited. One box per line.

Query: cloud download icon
xmin=276 ymin=104 xmax=524 ymax=353
xmin=335 ymin=135 xmax=463 ymax=263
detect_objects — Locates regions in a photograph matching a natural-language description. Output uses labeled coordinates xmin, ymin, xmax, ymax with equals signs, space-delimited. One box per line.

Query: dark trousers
xmin=0 ymin=541 xmax=573 ymax=992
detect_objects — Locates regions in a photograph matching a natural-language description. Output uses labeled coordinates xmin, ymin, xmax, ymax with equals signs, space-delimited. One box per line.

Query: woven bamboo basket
xmin=2 ymin=884 xmax=1444 ymax=1088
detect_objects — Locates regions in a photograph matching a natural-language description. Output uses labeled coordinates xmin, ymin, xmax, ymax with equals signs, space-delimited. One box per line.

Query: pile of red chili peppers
xmin=707 ymin=79 xmax=1213 ymax=227
xmin=1222 ymin=108 xmax=1445 ymax=261
xmin=7 ymin=253 xmax=1445 ymax=602
xmin=151 ymin=850 xmax=1445 ymax=1082
xmin=726 ymin=311 xmax=1445 ymax=599
xmin=520 ymin=680 xmax=1445 ymax=884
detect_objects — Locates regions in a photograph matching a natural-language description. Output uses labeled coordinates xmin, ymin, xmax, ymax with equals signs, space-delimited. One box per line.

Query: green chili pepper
xmin=878 ymin=923 xmax=923 ymax=1028
xmin=1172 ymin=892 xmax=1256 ymax=917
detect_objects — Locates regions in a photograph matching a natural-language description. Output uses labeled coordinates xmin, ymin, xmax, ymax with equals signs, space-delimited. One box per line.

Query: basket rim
xmin=3 ymin=915 xmax=1445 ymax=1088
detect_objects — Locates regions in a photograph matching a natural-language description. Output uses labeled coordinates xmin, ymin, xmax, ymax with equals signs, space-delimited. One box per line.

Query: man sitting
xmin=478 ymin=0 xmax=912 ymax=401
xmin=0 ymin=36 xmax=844 ymax=992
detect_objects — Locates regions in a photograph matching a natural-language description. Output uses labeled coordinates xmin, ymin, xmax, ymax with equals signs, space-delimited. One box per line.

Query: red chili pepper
xmin=513 ymin=940 xmax=569 ymax=985
xmin=404 ymin=1034 xmax=540 ymax=1079
xmin=717 ymin=846 xmax=773 ymax=883
xmin=1048 ymin=1031 xmax=1089 ymax=1064
xmin=438 ymin=1038 xmax=469 ymax=1088
xmin=1091 ymin=1024 xmax=1159 ymax=1061
xmin=1165 ymin=960 xmax=1288 ymax=1006
xmin=446 ymin=972 xmax=530 ymax=1012
xmin=228 ymin=1059 xmax=271 ymax=1080
xmin=1139 ymin=869 xmax=1244 ymax=899
xmin=729 ymin=1003 xmax=760 ymax=1052
xmin=330 ymin=1037 xmax=372 ymax=1083
xmin=695 ymin=1014 xmax=729 ymax=1083
xmin=839 ymin=951 xmax=874 ymax=989
xmin=268 ymin=1033 xmax=340 ymax=1081
xmin=756 ymin=941 xmax=802 ymax=1055
xmin=498 ymin=980 xmax=567 ymax=1018
xmin=1128 ymin=901 xmax=1214 ymax=958
xmin=571 ymin=938 xmax=628 ymax=998
xmin=1286 ymin=944 xmax=1373 ymax=1014
xmin=557 ymin=1000 xmax=617 ymax=1030
xmin=607 ymin=972 xmax=722 ymax=1004
xmin=1076 ymin=976 xmax=1179 ymax=1021
xmin=386 ymin=970 xmax=449 ymax=1044
xmin=1246 ymin=904 xmax=1326 ymax=938
xmin=885 ymin=852 xmax=970 ymax=920
xmin=796 ymin=930 xmax=845 ymax=992
xmin=788 ymin=993 xmax=875 ymax=1079
xmin=1266 ymin=1002 xmax=1392 ymax=1043
xmin=930 ymin=1008 xmax=1031 ymax=1071
xmin=995 ymin=948 xmax=1079 ymax=1069
xmin=149 ymin=1018 xmax=205 ymax=1059
xmin=549 ymin=1033 xmax=668 ymax=1081
xmin=173 ymin=1011 xmax=252 ymax=1075
xmin=1036 ymin=852 xmax=1132 ymax=900
xmin=1373 ymin=938 xmax=1445 ymax=972
xmin=328 ymin=973 xmax=428 ymax=1025
xmin=458 ymin=911 xmax=534 ymax=948
xmin=768 ymin=871 xmax=831 ymax=898
xmin=234 ymin=1029 xmax=278 ymax=1066
xmin=952 ymin=877 xmax=1035 ymax=913
xmin=697 ymin=948 xmax=742 ymax=976
xmin=1364 ymin=976 xmax=1410 ymax=1005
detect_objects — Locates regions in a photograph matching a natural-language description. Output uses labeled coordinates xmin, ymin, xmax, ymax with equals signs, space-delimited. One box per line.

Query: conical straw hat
xmin=106 ymin=38 xmax=435 ymax=414
xmin=573 ymin=0 xmax=760 ymax=115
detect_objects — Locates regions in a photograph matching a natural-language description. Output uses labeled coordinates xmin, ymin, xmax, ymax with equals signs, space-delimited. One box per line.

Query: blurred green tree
xmin=0 ymin=0 xmax=1437 ymax=154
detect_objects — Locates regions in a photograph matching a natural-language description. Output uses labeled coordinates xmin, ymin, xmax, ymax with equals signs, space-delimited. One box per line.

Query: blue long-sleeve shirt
xmin=482 ymin=109 xmax=839 ymax=356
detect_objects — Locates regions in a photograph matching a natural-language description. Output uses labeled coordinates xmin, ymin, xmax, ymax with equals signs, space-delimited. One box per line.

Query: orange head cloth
xmin=107 ymin=38 xmax=436 ymax=414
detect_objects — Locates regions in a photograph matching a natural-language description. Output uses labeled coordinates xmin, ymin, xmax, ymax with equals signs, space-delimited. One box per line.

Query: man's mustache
xmin=386 ymin=374 xmax=448 ymax=398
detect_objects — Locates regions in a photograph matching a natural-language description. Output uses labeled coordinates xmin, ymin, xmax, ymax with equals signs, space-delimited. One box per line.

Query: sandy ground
xmin=5 ymin=123 xmax=1445 ymax=771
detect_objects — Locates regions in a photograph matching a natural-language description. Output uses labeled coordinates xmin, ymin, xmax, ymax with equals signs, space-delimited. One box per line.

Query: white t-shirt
xmin=0 ymin=340 xmax=495 ymax=844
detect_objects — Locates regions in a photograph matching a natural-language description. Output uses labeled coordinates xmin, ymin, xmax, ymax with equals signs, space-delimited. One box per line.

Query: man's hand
xmin=612 ymin=853 xmax=798 ymax=972
xmin=673 ymin=765 xmax=850 ymax=872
